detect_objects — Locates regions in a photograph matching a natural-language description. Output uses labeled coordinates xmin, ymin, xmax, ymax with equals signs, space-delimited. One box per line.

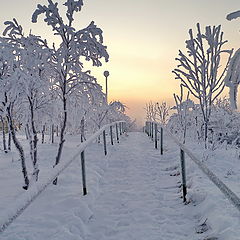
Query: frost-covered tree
xmin=0 ymin=38 xmax=14 ymax=153
xmin=32 ymin=0 xmax=109 ymax=184
xmin=224 ymin=11 xmax=240 ymax=110
xmin=173 ymin=85 xmax=191 ymax=143
xmin=0 ymin=36 xmax=30 ymax=189
xmin=3 ymin=19 xmax=53 ymax=183
xmin=172 ymin=23 xmax=232 ymax=147
xmin=223 ymin=49 xmax=240 ymax=110
xmin=155 ymin=101 xmax=169 ymax=125
xmin=145 ymin=101 xmax=157 ymax=122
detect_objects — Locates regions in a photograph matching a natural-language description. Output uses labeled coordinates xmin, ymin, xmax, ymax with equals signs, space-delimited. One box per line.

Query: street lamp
xmin=103 ymin=70 xmax=109 ymax=103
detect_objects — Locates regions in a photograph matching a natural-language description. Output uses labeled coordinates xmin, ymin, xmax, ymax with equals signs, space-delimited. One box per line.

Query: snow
xmin=84 ymin=132 xmax=196 ymax=240
xmin=0 ymin=131 xmax=194 ymax=239
xmin=1 ymin=129 xmax=240 ymax=239
xmin=226 ymin=10 xmax=240 ymax=21
xmin=165 ymin=126 xmax=240 ymax=212
xmin=0 ymin=121 xmax=123 ymax=233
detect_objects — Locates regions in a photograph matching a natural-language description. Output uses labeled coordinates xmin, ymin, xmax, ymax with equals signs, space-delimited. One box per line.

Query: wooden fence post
xmin=103 ymin=130 xmax=107 ymax=155
xmin=51 ymin=124 xmax=54 ymax=144
xmin=154 ymin=123 xmax=158 ymax=149
xmin=119 ymin=122 xmax=122 ymax=135
xmin=42 ymin=125 xmax=45 ymax=144
xmin=80 ymin=134 xmax=87 ymax=195
xmin=110 ymin=125 xmax=114 ymax=145
xmin=160 ymin=127 xmax=163 ymax=155
xmin=81 ymin=150 xmax=87 ymax=195
xmin=180 ymin=149 xmax=187 ymax=202
xmin=152 ymin=122 xmax=154 ymax=141
xmin=116 ymin=123 xmax=119 ymax=143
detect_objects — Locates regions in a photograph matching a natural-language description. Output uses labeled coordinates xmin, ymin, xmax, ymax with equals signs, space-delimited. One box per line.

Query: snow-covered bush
xmin=168 ymin=97 xmax=240 ymax=149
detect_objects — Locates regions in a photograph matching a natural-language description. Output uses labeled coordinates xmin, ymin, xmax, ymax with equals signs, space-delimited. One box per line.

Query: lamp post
xmin=103 ymin=70 xmax=109 ymax=103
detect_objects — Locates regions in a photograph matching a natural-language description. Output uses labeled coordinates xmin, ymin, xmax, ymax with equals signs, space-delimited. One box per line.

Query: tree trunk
xmin=53 ymin=94 xmax=67 ymax=185
xmin=204 ymin=120 xmax=208 ymax=149
xmin=229 ymin=85 xmax=238 ymax=110
xmin=6 ymin=118 xmax=11 ymax=151
xmin=28 ymin=98 xmax=39 ymax=181
xmin=80 ymin=117 xmax=85 ymax=142
xmin=41 ymin=125 xmax=45 ymax=144
xmin=7 ymin=106 xmax=29 ymax=190
xmin=51 ymin=124 xmax=54 ymax=144
xmin=25 ymin=126 xmax=29 ymax=140
xmin=1 ymin=117 xmax=7 ymax=153
xmin=8 ymin=129 xmax=11 ymax=151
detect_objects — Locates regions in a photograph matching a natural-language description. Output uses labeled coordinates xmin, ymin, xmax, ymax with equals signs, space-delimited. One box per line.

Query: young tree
xmin=172 ymin=23 xmax=232 ymax=147
xmin=155 ymin=101 xmax=169 ymax=125
xmin=145 ymin=101 xmax=157 ymax=122
xmin=3 ymin=19 xmax=53 ymax=183
xmin=32 ymin=0 xmax=109 ymax=184
xmin=173 ymin=85 xmax=191 ymax=143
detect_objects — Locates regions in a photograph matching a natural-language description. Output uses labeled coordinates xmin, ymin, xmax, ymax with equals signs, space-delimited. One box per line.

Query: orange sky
xmin=1 ymin=0 xmax=240 ymax=125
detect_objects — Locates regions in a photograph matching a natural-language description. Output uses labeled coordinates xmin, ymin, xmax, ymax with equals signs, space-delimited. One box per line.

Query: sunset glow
xmin=1 ymin=0 xmax=240 ymax=124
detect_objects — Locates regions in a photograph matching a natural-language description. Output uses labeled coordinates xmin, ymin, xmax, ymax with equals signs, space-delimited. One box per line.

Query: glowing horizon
xmin=1 ymin=0 xmax=240 ymax=125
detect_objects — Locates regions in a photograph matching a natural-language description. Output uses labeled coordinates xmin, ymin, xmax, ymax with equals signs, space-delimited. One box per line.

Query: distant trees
xmin=173 ymin=23 xmax=232 ymax=147
xmin=145 ymin=101 xmax=169 ymax=125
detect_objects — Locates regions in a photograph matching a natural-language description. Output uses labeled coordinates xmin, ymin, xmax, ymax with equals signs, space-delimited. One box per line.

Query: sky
xmin=1 ymin=0 xmax=240 ymax=125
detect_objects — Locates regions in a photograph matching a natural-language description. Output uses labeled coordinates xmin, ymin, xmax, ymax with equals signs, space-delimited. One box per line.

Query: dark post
xmin=160 ymin=127 xmax=163 ymax=155
xmin=42 ymin=125 xmax=45 ymax=144
xmin=110 ymin=125 xmax=114 ymax=145
xmin=81 ymin=150 xmax=87 ymax=195
xmin=119 ymin=122 xmax=122 ymax=135
xmin=80 ymin=133 xmax=87 ymax=195
xmin=154 ymin=123 xmax=158 ymax=149
xmin=116 ymin=123 xmax=119 ymax=143
xmin=151 ymin=122 xmax=154 ymax=140
xmin=103 ymin=130 xmax=107 ymax=155
xmin=51 ymin=124 xmax=54 ymax=144
xmin=180 ymin=149 xmax=187 ymax=202
xmin=149 ymin=122 xmax=151 ymax=138
xmin=81 ymin=151 xmax=87 ymax=195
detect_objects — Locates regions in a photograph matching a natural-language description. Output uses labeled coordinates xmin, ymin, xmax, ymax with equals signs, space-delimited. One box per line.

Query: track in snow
xmin=0 ymin=132 xmax=198 ymax=240
xmin=86 ymin=132 xmax=196 ymax=240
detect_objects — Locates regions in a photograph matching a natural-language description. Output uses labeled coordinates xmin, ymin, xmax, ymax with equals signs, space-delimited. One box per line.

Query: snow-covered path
xmin=1 ymin=131 xmax=202 ymax=240
xmin=86 ymin=132 xmax=195 ymax=240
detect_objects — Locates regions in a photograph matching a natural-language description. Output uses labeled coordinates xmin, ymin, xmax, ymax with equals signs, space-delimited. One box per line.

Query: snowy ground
xmin=1 ymin=131 xmax=240 ymax=239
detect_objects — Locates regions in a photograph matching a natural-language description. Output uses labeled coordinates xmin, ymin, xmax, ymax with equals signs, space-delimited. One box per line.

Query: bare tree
xmin=173 ymin=85 xmax=190 ymax=144
xmin=155 ymin=102 xmax=169 ymax=125
xmin=173 ymin=23 xmax=232 ymax=147
xmin=145 ymin=101 xmax=157 ymax=122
